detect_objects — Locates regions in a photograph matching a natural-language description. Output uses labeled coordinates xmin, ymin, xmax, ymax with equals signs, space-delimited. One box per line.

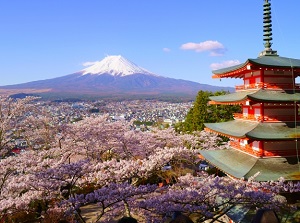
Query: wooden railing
xmin=230 ymin=141 xmax=263 ymax=157
xmin=235 ymin=83 xmax=263 ymax=91
xmin=233 ymin=113 xmax=299 ymax=122
xmin=233 ymin=113 xmax=262 ymax=121
xmin=262 ymin=115 xmax=299 ymax=122
xmin=264 ymin=149 xmax=298 ymax=157
xmin=235 ymin=82 xmax=300 ymax=91
xmin=230 ymin=141 xmax=298 ymax=157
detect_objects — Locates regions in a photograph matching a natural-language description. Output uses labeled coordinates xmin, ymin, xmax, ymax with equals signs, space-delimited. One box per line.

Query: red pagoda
xmin=200 ymin=0 xmax=300 ymax=181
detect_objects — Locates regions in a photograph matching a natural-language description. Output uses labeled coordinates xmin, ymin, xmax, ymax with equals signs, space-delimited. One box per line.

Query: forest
xmin=0 ymin=96 xmax=299 ymax=223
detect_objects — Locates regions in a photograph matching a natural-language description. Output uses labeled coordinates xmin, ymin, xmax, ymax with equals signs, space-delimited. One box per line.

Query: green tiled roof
xmin=205 ymin=120 xmax=300 ymax=140
xmin=250 ymin=56 xmax=300 ymax=68
xmin=205 ymin=120 xmax=258 ymax=138
xmin=200 ymin=149 xmax=300 ymax=181
xmin=248 ymin=89 xmax=300 ymax=102
xmin=212 ymin=55 xmax=300 ymax=74
xmin=209 ymin=90 xmax=257 ymax=103
xmin=247 ymin=122 xmax=300 ymax=140
xmin=212 ymin=63 xmax=245 ymax=75
xmin=209 ymin=89 xmax=300 ymax=103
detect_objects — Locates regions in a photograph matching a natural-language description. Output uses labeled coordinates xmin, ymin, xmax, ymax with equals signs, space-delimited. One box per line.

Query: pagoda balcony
xmin=235 ymin=82 xmax=300 ymax=91
xmin=230 ymin=141 xmax=263 ymax=157
xmin=233 ymin=113 xmax=300 ymax=122
xmin=230 ymin=141 xmax=298 ymax=157
xmin=233 ymin=113 xmax=262 ymax=121
xmin=263 ymin=149 xmax=298 ymax=157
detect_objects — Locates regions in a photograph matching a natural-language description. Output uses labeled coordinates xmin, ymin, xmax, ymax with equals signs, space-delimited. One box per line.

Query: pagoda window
xmin=244 ymin=79 xmax=250 ymax=87
xmin=255 ymin=77 xmax=261 ymax=83
xmin=243 ymin=107 xmax=249 ymax=117
xmin=254 ymin=107 xmax=261 ymax=118
xmin=252 ymin=141 xmax=261 ymax=153
xmin=252 ymin=141 xmax=260 ymax=152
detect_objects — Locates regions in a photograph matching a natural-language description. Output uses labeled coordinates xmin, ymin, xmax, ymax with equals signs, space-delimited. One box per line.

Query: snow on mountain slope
xmin=81 ymin=55 xmax=158 ymax=76
xmin=0 ymin=55 xmax=235 ymax=100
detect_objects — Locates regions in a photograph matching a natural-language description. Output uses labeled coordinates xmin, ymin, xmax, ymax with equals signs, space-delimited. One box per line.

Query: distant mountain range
xmin=0 ymin=55 xmax=234 ymax=101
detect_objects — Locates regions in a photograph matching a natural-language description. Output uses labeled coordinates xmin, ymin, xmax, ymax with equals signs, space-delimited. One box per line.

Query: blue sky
xmin=1 ymin=0 xmax=300 ymax=87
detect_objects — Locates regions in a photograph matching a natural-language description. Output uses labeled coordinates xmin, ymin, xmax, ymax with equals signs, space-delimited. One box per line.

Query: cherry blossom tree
xmin=0 ymin=111 xmax=299 ymax=223
xmin=20 ymin=110 xmax=61 ymax=150
xmin=136 ymin=174 xmax=299 ymax=222
xmin=0 ymin=96 xmax=38 ymax=157
xmin=65 ymin=174 xmax=299 ymax=223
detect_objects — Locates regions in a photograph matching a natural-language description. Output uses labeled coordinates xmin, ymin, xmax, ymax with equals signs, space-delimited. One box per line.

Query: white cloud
xmin=210 ymin=60 xmax=241 ymax=70
xmin=163 ymin=47 xmax=171 ymax=52
xmin=180 ymin=40 xmax=226 ymax=56
xmin=82 ymin=61 xmax=98 ymax=67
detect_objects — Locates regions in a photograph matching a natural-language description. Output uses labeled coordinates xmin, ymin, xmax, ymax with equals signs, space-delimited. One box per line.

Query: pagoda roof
xmin=200 ymin=149 xmax=300 ymax=181
xmin=205 ymin=120 xmax=258 ymax=138
xmin=209 ymin=90 xmax=257 ymax=104
xmin=205 ymin=120 xmax=300 ymax=140
xmin=209 ymin=89 xmax=300 ymax=104
xmin=250 ymin=56 xmax=300 ymax=68
xmin=247 ymin=89 xmax=300 ymax=102
xmin=212 ymin=55 xmax=300 ymax=78
xmin=247 ymin=122 xmax=300 ymax=140
xmin=212 ymin=63 xmax=247 ymax=75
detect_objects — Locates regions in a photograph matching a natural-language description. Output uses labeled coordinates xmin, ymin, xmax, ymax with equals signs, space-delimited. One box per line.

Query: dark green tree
xmin=184 ymin=91 xmax=211 ymax=132
xmin=207 ymin=91 xmax=241 ymax=123
xmin=175 ymin=91 xmax=241 ymax=133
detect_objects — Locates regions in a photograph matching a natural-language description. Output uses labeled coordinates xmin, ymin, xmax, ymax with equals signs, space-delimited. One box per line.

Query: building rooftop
xmin=205 ymin=120 xmax=300 ymax=140
xmin=205 ymin=120 xmax=258 ymax=138
xmin=212 ymin=55 xmax=300 ymax=77
xmin=200 ymin=149 xmax=300 ymax=181
xmin=209 ymin=89 xmax=300 ymax=104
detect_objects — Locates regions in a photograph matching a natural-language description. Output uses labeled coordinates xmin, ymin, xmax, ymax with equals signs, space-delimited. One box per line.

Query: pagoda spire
xmin=259 ymin=0 xmax=278 ymax=56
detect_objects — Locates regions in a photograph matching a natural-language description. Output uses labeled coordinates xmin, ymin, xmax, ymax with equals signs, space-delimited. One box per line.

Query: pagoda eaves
xmin=205 ymin=120 xmax=300 ymax=141
xmin=201 ymin=149 xmax=300 ymax=181
xmin=209 ymin=89 xmax=300 ymax=105
xmin=212 ymin=56 xmax=300 ymax=79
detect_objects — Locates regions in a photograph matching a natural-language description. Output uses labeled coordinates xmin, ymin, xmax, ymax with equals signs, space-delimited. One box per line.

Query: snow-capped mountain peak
xmin=81 ymin=55 xmax=157 ymax=76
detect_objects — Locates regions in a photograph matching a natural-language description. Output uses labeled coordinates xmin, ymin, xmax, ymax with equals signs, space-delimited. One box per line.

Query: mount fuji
xmin=0 ymin=55 xmax=233 ymax=100
xmin=81 ymin=55 xmax=156 ymax=77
